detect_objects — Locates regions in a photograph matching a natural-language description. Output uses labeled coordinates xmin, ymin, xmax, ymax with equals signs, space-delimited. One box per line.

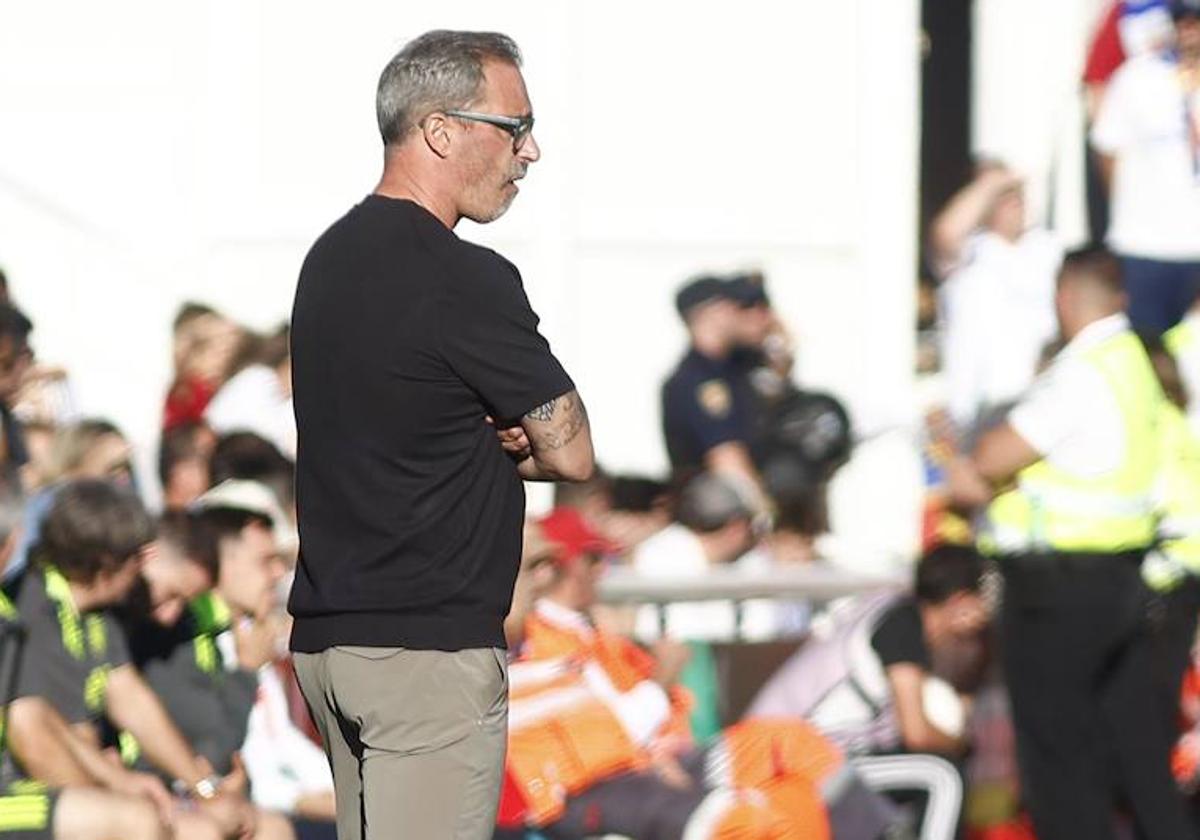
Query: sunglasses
xmin=444 ymin=110 xmax=535 ymax=153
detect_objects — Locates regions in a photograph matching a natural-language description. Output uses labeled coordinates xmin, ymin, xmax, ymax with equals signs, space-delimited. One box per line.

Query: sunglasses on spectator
xmin=444 ymin=110 xmax=534 ymax=153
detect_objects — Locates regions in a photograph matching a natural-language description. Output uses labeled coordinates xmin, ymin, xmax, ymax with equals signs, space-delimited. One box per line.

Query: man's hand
xmin=232 ymin=595 xmax=285 ymax=671
xmin=487 ymin=416 xmax=532 ymax=461
xmin=649 ymin=750 xmax=693 ymax=791
xmin=198 ymin=792 xmax=256 ymax=840
xmin=112 ymin=770 xmax=175 ymax=823
xmin=945 ymin=456 xmax=993 ymax=511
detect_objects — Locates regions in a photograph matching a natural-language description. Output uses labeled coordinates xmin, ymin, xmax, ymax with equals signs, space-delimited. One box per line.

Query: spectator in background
xmin=1091 ymin=0 xmax=1200 ymax=332
xmin=498 ymin=509 xmax=898 ymax=840
xmin=929 ymin=164 xmax=1062 ymax=439
xmin=552 ymin=467 xmax=671 ymax=552
xmin=606 ymin=473 xmax=672 ymax=548
xmin=5 ymin=480 xmax=263 ymax=840
xmin=0 ymin=303 xmax=35 ymax=484
xmin=159 ymin=420 xmax=217 ymax=511
xmin=123 ymin=481 xmax=298 ymax=840
xmin=9 ymin=419 xmax=136 ymax=581
xmin=631 ymin=473 xmax=800 ymax=642
xmin=205 ymin=325 xmax=295 ymax=459
xmin=0 ymin=480 xmax=223 ymax=840
xmin=662 ymin=277 xmax=772 ymax=517
xmin=43 ymin=419 xmax=134 ymax=488
xmin=748 ymin=545 xmax=989 ymax=758
xmin=747 ymin=546 xmax=991 ymax=836
xmin=164 ymin=303 xmax=241 ymax=432
xmin=209 ymin=432 xmax=296 ymax=530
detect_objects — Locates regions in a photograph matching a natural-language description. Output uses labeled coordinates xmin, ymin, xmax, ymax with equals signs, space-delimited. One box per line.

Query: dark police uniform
xmin=661 ymin=348 xmax=757 ymax=480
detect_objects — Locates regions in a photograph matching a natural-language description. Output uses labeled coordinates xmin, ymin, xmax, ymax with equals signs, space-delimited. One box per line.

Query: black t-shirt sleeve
xmin=439 ymin=254 xmax=574 ymax=423
xmin=870 ymin=600 xmax=931 ymax=670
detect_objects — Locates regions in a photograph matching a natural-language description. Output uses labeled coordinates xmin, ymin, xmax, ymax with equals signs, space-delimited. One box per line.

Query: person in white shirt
xmin=947 ymin=248 xmax=1193 ymax=840
xmin=1091 ymin=0 xmax=1200 ymax=333
xmin=929 ymin=164 xmax=1063 ymax=439
xmin=205 ymin=325 xmax=295 ymax=459
xmin=632 ymin=472 xmax=805 ymax=642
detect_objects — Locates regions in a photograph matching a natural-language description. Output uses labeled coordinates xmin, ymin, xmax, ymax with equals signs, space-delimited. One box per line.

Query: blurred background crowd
xmin=0 ymin=0 xmax=1198 ymax=839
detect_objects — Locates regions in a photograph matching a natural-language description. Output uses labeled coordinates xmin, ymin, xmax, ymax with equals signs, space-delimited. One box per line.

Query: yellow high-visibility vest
xmin=981 ymin=330 xmax=1162 ymax=554
xmin=1144 ymin=402 xmax=1200 ymax=591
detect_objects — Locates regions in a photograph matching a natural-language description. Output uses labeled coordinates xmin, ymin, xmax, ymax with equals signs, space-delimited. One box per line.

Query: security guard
xmin=661 ymin=276 xmax=766 ymax=508
xmin=947 ymin=247 xmax=1192 ymax=840
xmin=1138 ymin=334 xmax=1200 ymax=720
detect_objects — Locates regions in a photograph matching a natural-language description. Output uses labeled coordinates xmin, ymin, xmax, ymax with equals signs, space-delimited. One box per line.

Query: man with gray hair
xmin=288 ymin=30 xmax=593 ymax=840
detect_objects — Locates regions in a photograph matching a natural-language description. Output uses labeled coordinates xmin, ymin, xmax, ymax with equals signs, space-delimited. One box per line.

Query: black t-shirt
xmin=661 ymin=348 xmax=756 ymax=475
xmin=869 ymin=598 xmax=930 ymax=670
xmin=288 ymin=196 xmax=573 ymax=653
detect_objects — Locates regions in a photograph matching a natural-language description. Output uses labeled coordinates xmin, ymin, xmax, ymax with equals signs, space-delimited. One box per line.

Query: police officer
xmin=947 ymin=247 xmax=1192 ymax=840
xmin=661 ymin=276 xmax=768 ymax=511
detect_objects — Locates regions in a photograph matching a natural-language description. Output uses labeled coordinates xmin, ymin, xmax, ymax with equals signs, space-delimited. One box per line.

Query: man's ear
xmin=422 ymin=113 xmax=453 ymax=158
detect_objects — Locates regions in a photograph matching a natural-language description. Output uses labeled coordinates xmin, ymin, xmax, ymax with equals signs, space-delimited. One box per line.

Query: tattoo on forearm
xmin=525 ymin=400 xmax=556 ymax=422
xmin=525 ymin=392 xmax=588 ymax=450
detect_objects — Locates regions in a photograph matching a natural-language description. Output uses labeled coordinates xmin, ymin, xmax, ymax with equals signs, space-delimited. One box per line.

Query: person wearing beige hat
xmin=119 ymin=480 xmax=296 ymax=840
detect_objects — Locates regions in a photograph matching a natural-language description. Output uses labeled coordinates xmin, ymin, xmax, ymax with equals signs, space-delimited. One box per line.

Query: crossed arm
xmin=495 ymin=389 xmax=595 ymax=482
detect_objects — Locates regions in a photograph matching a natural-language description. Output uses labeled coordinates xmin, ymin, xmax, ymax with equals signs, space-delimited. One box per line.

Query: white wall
xmin=0 ymin=0 xmax=921 ymax=562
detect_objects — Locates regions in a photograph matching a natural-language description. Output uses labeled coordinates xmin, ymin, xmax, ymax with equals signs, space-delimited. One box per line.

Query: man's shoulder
xmin=664 ymin=350 xmax=718 ymax=388
xmin=438 ymin=237 xmax=521 ymax=297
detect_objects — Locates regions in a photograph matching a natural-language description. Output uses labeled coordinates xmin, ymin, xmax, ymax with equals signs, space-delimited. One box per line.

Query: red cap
xmin=537 ymin=507 xmax=620 ymax=566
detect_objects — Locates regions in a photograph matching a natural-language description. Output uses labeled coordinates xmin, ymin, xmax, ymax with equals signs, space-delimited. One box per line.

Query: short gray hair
xmin=376 ymin=30 xmax=522 ymax=146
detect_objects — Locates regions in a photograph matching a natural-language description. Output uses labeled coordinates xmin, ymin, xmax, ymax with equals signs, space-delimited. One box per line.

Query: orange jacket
xmin=521 ymin=605 xmax=695 ymax=747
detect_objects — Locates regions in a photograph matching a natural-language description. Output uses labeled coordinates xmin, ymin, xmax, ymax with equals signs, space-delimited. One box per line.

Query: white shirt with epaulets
xmin=1008 ymin=313 xmax=1131 ymax=478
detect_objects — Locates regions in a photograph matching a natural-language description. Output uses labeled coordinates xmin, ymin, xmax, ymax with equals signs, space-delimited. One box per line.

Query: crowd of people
xmin=918 ymin=2 xmax=1200 ymax=839
xmin=0 ymin=2 xmax=1194 ymax=840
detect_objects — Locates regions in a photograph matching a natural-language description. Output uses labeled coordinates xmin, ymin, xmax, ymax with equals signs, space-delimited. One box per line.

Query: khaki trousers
xmin=293 ymin=646 xmax=508 ymax=840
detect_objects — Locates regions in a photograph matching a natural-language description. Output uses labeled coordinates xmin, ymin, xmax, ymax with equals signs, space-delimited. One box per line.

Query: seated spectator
xmin=554 ymin=469 xmax=673 ymax=554
xmin=210 ymin=432 xmax=296 ymax=526
xmin=3 ymin=480 xmax=264 ymax=839
xmin=607 ymin=473 xmax=673 ymax=548
xmin=0 ymin=477 xmax=207 ymax=840
xmin=746 ymin=546 xmax=988 ymax=835
xmin=747 ymin=545 xmax=989 ymax=758
xmin=159 ymin=420 xmax=217 ymax=511
xmin=42 ymin=420 xmax=135 ymax=488
xmin=929 ymin=164 xmax=1062 ymax=439
xmin=1090 ymin=0 xmax=1200 ymax=332
xmin=126 ymin=480 xmax=305 ymax=840
xmin=164 ymin=303 xmax=241 ymax=432
xmin=631 ymin=473 xmax=803 ymax=642
xmin=495 ymin=510 xmax=899 ymax=840
xmin=205 ymin=325 xmax=294 ymax=459
xmin=9 ymin=419 xmax=136 ymax=581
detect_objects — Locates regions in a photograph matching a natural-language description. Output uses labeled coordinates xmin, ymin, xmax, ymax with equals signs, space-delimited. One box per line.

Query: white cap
xmin=194 ymin=479 xmax=298 ymax=553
